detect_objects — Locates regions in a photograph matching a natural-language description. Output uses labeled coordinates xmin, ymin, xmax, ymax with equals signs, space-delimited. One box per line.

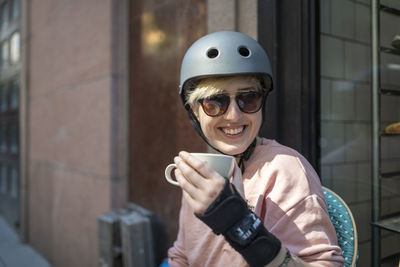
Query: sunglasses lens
xmin=200 ymin=95 xmax=229 ymax=116
xmin=199 ymin=91 xmax=264 ymax=117
xmin=237 ymin=91 xmax=263 ymax=113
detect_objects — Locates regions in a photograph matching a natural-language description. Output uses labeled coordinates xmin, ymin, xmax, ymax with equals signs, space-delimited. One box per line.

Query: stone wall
xmin=27 ymin=1 xmax=112 ymax=266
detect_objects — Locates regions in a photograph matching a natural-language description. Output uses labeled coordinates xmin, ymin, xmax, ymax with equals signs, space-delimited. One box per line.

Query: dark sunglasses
xmin=198 ymin=91 xmax=265 ymax=117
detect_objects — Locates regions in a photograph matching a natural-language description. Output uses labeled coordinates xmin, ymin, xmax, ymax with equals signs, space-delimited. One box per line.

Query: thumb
xmin=230 ymin=163 xmax=245 ymax=198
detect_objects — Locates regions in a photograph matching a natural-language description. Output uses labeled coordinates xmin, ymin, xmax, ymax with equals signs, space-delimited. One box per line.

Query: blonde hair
xmin=185 ymin=76 xmax=263 ymax=106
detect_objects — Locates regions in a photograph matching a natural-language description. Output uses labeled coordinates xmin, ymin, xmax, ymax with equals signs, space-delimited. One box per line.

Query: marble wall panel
xmin=29 ymin=0 xmax=111 ymax=99
xmin=128 ymin=0 xmax=207 ymax=247
xmin=29 ymin=161 xmax=110 ymax=267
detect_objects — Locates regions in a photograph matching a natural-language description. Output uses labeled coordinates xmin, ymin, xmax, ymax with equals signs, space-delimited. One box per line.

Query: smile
xmin=221 ymin=126 xmax=245 ymax=135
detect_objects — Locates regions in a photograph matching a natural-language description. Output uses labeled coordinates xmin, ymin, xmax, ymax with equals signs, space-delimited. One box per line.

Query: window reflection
xmin=10 ymin=167 xmax=17 ymax=198
xmin=0 ymin=165 xmax=7 ymax=194
xmin=1 ymin=85 xmax=8 ymax=112
xmin=0 ymin=0 xmax=21 ymax=207
xmin=0 ymin=3 xmax=9 ymax=31
xmin=0 ymin=124 xmax=7 ymax=153
xmin=1 ymin=40 xmax=9 ymax=70
xmin=141 ymin=12 xmax=167 ymax=55
xmin=10 ymin=81 xmax=18 ymax=109
xmin=10 ymin=123 xmax=18 ymax=153
xmin=10 ymin=32 xmax=20 ymax=64
xmin=11 ymin=0 xmax=19 ymax=21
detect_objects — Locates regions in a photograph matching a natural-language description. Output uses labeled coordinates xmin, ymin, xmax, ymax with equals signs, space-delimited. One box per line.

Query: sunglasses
xmin=198 ymin=91 xmax=265 ymax=117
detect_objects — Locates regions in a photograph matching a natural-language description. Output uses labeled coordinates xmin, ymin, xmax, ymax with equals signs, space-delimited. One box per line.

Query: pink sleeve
xmin=256 ymin=149 xmax=344 ymax=266
xmin=267 ymin=195 xmax=344 ymax=267
xmin=246 ymin=142 xmax=344 ymax=266
xmin=168 ymin=198 xmax=189 ymax=267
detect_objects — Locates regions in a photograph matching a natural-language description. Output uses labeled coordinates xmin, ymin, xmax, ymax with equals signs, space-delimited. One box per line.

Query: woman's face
xmin=192 ymin=77 xmax=263 ymax=156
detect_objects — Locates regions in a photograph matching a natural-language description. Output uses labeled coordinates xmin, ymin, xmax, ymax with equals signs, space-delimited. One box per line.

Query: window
xmin=1 ymin=83 xmax=8 ymax=111
xmin=10 ymin=80 xmax=18 ymax=109
xmin=1 ymin=40 xmax=9 ymax=69
xmin=319 ymin=0 xmax=400 ymax=265
xmin=10 ymin=0 xmax=19 ymax=21
xmin=0 ymin=0 xmax=21 ymax=227
xmin=0 ymin=2 xmax=9 ymax=31
xmin=10 ymin=31 xmax=19 ymax=64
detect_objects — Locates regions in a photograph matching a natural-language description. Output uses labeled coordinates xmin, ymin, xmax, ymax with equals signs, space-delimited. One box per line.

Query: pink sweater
xmin=168 ymin=139 xmax=344 ymax=266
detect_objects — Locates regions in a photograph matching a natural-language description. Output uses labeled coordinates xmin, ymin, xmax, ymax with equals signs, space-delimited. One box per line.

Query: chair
xmin=322 ymin=186 xmax=358 ymax=267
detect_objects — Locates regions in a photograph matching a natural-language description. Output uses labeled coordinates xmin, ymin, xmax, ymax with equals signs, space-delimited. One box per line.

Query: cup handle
xmin=165 ymin=164 xmax=180 ymax=186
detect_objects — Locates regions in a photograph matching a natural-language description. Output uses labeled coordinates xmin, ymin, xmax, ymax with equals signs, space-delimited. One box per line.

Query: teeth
xmin=223 ymin=126 xmax=244 ymax=135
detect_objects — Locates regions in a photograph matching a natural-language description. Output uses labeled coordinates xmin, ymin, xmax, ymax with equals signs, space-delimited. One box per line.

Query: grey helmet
xmin=179 ymin=30 xmax=273 ymax=98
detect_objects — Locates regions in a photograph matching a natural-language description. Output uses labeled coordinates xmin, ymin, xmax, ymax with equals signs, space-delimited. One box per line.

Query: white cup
xmin=165 ymin=153 xmax=235 ymax=186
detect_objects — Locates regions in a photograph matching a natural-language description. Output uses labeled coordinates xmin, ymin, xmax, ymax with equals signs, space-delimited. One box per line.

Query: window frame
xmin=258 ymin=0 xmax=320 ymax=171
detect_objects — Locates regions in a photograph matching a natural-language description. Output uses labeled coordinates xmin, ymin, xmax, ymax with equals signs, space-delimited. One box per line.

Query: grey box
xmin=98 ymin=211 xmax=123 ymax=267
xmin=99 ymin=204 xmax=167 ymax=267
xmin=120 ymin=211 xmax=155 ymax=267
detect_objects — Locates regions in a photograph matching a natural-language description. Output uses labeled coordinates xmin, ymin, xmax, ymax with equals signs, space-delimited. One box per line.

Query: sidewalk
xmin=0 ymin=216 xmax=51 ymax=267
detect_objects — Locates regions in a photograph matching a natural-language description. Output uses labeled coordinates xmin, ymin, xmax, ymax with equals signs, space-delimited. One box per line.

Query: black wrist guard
xmin=196 ymin=180 xmax=281 ymax=267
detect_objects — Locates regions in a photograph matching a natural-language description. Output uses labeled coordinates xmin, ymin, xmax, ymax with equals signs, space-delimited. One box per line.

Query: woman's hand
xmin=174 ymin=151 xmax=227 ymax=215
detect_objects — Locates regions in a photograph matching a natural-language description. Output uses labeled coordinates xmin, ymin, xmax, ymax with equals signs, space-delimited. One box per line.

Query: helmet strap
xmin=237 ymin=138 xmax=257 ymax=173
xmin=187 ymin=109 xmax=226 ymax=155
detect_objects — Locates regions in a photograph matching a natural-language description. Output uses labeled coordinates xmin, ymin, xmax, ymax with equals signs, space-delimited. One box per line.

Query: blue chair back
xmin=322 ymin=186 xmax=358 ymax=267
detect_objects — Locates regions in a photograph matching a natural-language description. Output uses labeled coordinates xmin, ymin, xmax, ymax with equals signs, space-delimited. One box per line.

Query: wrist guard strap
xmin=196 ymin=180 xmax=281 ymax=266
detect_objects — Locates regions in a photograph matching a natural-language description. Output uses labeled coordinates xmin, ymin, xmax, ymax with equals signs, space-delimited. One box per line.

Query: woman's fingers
xmin=175 ymin=153 xmax=225 ymax=195
xmin=174 ymin=168 xmax=210 ymax=214
xmin=175 ymin=161 xmax=220 ymax=202
xmin=174 ymin=151 xmax=227 ymax=214
xmin=174 ymin=156 xmax=206 ymax=189
xmin=178 ymin=151 xmax=219 ymax=181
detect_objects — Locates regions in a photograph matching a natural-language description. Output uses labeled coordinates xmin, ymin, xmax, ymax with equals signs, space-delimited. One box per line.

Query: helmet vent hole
xmin=238 ymin=46 xmax=250 ymax=57
xmin=206 ymin=48 xmax=219 ymax=58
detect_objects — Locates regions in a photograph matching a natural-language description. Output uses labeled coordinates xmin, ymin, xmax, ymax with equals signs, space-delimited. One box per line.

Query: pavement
xmin=0 ymin=216 xmax=51 ymax=267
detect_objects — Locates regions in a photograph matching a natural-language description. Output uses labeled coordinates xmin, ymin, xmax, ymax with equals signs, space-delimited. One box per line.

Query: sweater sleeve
xmin=266 ymin=195 xmax=344 ymax=267
xmin=168 ymin=197 xmax=189 ymax=267
xmin=254 ymin=144 xmax=344 ymax=267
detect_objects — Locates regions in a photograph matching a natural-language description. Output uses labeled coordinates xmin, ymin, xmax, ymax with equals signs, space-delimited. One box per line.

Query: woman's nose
xmin=223 ymin=98 xmax=242 ymax=120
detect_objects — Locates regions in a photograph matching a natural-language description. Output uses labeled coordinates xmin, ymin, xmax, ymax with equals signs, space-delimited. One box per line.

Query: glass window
xmin=0 ymin=0 xmax=21 ymax=223
xmin=10 ymin=81 xmax=18 ymax=109
xmin=0 ymin=165 xmax=7 ymax=194
xmin=0 ymin=3 xmax=9 ymax=31
xmin=11 ymin=0 xmax=20 ymax=21
xmin=1 ymin=40 xmax=9 ymax=70
xmin=10 ymin=122 xmax=18 ymax=154
xmin=0 ymin=123 xmax=7 ymax=153
xmin=10 ymin=166 xmax=17 ymax=198
xmin=1 ymin=84 xmax=8 ymax=112
xmin=10 ymin=32 xmax=20 ymax=64
xmin=319 ymin=1 xmax=400 ymax=265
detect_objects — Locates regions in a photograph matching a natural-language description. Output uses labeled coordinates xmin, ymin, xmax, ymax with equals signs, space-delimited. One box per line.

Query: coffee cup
xmin=165 ymin=153 xmax=235 ymax=186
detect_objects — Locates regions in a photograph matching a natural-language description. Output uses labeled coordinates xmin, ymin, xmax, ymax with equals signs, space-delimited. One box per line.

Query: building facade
xmin=0 ymin=0 xmax=399 ymax=266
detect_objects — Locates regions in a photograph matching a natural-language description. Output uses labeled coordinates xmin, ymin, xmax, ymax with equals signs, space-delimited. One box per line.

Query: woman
xmin=168 ymin=31 xmax=344 ymax=267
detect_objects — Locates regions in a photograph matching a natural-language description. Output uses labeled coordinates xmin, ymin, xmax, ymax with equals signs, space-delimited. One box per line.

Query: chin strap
xmin=187 ymin=109 xmax=257 ymax=173
xmin=237 ymin=138 xmax=257 ymax=173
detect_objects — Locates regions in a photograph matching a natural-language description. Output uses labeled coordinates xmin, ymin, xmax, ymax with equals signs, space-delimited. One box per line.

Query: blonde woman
xmin=168 ymin=31 xmax=344 ymax=267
